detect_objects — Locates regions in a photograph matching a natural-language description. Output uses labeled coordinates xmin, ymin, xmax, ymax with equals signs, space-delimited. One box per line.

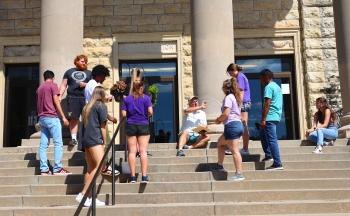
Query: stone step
xmin=1 ymin=160 xmax=350 ymax=176
xmin=0 ymin=179 xmax=349 ymax=196
xmin=0 ymin=169 xmax=350 ymax=185
xmin=1 ymin=189 xmax=350 ymax=208
xmin=1 ymin=138 xmax=348 ymax=154
xmin=0 ymin=200 xmax=350 ymax=215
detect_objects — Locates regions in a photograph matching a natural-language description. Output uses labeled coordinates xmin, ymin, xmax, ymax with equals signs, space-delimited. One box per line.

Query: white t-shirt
xmin=179 ymin=107 xmax=207 ymax=135
xmin=85 ymin=79 xmax=99 ymax=104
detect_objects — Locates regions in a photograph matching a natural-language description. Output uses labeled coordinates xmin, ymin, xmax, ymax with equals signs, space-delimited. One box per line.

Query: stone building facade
xmin=0 ymin=0 xmax=344 ymax=147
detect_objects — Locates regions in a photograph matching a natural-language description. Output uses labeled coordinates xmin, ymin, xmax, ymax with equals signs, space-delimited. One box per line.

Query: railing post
xmin=92 ymin=182 xmax=96 ymax=215
xmin=112 ymin=139 xmax=116 ymax=205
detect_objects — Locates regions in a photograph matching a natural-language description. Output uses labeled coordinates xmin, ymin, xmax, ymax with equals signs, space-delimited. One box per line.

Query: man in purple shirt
xmin=37 ymin=70 xmax=71 ymax=175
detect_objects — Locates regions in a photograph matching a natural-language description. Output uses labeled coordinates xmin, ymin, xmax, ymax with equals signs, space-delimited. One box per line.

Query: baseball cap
xmin=188 ymin=95 xmax=198 ymax=102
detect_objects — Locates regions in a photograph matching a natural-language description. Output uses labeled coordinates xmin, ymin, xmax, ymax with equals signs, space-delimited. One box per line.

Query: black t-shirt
xmin=78 ymin=102 xmax=108 ymax=151
xmin=63 ymin=68 xmax=92 ymax=98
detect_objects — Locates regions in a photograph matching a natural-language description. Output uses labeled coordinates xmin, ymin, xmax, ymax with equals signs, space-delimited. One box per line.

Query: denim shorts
xmin=241 ymin=102 xmax=251 ymax=112
xmin=224 ymin=121 xmax=244 ymax=140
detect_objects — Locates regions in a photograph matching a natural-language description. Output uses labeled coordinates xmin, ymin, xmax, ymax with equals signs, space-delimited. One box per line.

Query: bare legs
xmin=81 ymin=145 xmax=104 ymax=198
xmin=217 ymin=134 xmax=242 ymax=174
xmin=241 ymin=112 xmax=249 ymax=151
xmin=69 ymin=118 xmax=79 ymax=136
xmin=177 ymin=130 xmax=189 ymax=149
xmin=127 ymin=135 xmax=150 ymax=176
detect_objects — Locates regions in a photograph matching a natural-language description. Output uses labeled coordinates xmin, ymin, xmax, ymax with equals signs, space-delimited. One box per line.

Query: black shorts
xmin=125 ymin=124 xmax=150 ymax=136
xmin=67 ymin=97 xmax=85 ymax=119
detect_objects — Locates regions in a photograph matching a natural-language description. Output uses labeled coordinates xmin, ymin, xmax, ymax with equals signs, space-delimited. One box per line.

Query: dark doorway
xmin=4 ymin=64 xmax=39 ymax=147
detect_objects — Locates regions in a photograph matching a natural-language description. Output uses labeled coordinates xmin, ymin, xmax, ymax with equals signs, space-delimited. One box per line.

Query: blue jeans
xmin=308 ymin=126 xmax=338 ymax=146
xmin=259 ymin=121 xmax=282 ymax=166
xmin=39 ymin=117 xmax=63 ymax=172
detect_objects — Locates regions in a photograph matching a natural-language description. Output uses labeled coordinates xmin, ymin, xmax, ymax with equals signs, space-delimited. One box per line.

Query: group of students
xmin=37 ymin=55 xmax=153 ymax=207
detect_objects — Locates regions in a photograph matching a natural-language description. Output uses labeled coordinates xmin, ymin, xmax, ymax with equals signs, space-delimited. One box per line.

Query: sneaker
xmin=225 ymin=149 xmax=232 ymax=155
xmin=147 ymin=151 xmax=153 ymax=156
xmin=69 ymin=139 xmax=77 ymax=146
xmin=136 ymin=152 xmax=140 ymax=158
xmin=261 ymin=156 xmax=274 ymax=162
xmin=184 ymin=145 xmax=191 ymax=149
xmin=53 ymin=168 xmax=72 ymax=175
xmin=312 ymin=145 xmax=323 ymax=154
xmin=323 ymin=140 xmax=334 ymax=146
xmin=101 ymin=166 xmax=120 ymax=176
xmin=211 ymin=164 xmax=225 ymax=172
xmin=266 ymin=164 xmax=284 ymax=170
xmin=41 ymin=170 xmax=52 ymax=175
xmin=176 ymin=149 xmax=185 ymax=156
xmin=227 ymin=173 xmax=245 ymax=181
xmin=239 ymin=148 xmax=250 ymax=155
xmin=94 ymin=198 xmax=105 ymax=206
xmin=141 ymin=175 xmax=149 ymax=183
xmin=75 ymin=193 xmax=91 ymax=207
xmin=129 ymin=176 xmax=136 ymax=183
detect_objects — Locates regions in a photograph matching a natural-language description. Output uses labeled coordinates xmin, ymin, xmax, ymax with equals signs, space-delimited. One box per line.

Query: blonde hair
xmin=132 ymin=81 xmax=145 ymax=100
xmin=82 ymin=86 xmax=106 ymax=127
xmin=129 ymin=68 xmax=141 ymax=95
xmin=223 ymin=78 xmax=242 ymax=107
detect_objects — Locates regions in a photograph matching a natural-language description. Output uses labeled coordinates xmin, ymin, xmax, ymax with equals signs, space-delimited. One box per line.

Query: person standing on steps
xmin=211 ymin=78 xmax=245 ymax=181
xmin=76 ymin=86 xmax=109 ymax=207
xmin=59 ymin=54 xmax=92 ymax=146
xmin=259 ymin=69 xmax=284 ymax=170
xmin=176 ymin=95 xmax=210 ymax=156
xmin=225 ymin=63 xmax=251 ymax=156
xmin=306 ymin=97 xmax=338 ymax=154
xmin=84 ymin=64 xmax=119 ymax=176
xmin=37 ymin=70 xmax=72 ymax=175
xmin=122 ymin=81 xmax=153 ymax=183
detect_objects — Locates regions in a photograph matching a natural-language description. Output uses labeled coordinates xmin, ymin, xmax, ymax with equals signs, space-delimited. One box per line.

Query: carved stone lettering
xmin=4 ymin=45 xmax=40 ymax=57
xmin=234 ymin=38 xmax=294 ymax=50
xmin=119 ymin=42 xmax=177 ymax=54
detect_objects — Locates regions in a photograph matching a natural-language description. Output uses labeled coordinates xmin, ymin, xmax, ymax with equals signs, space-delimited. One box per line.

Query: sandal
xmin=101 ymin=166 xmax=120 ymax=176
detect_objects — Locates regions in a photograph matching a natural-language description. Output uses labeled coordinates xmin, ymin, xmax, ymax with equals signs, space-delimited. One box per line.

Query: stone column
xmin=24 ymin=0 xmax=84 ymax=145
xmin=190 ymin=0 xmax=234 ymax=133
xmin=333 ymin=0 xmax=350 ymax=139
xmin=39 ymin=0 xmax=84 ymax=85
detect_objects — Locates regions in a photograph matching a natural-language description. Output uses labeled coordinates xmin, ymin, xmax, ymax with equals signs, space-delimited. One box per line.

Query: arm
xmin=148 ymin=106 xmax=153 ymax=116
xmin=305 ymin=112 xmax=318 ymax=138
xmin=53 ymin=95 xmax=69 ymax=126
xmin=78 ymin=82 xmax=87 ymax=88
xmin=216 ymin=107 xmax=231 ymax=124
xmin=100 ymin=121 xmax=107 ymax=144
xmin=121 ymin=110 xmax=127 ymax=118
xmin=316 ymin=109 xmax=331 ymax=129
xmin=107 ymin=114 xmax=118 ymax=124
xmin=58 ymin=79 xmax=68 ymax=102
xmin=184 ymin=101 xmax=207 ymax=114
xmin=260 ymin=98 xmax=271 ymax=128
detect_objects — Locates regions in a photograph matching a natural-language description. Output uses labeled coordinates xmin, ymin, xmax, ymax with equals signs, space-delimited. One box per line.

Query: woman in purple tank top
xmin=226 ymin=63 xmax=251 ymax=156
xmin=306 ymin=97 xmax=338 ymax=154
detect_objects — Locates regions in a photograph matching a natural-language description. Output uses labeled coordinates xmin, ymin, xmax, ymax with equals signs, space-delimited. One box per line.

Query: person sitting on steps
xmin=306 ymin=97 xmax=338 ymax=154
xmin=176 ymin=95 xmax=210 ymax=156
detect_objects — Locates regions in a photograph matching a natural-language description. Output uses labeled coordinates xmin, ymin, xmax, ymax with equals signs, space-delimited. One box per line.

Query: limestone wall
xmin=301 ymin=0 xmax=341 ymax=125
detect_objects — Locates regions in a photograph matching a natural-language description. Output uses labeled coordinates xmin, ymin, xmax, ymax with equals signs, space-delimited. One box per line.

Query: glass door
xmin=119 ymin=61 xmax=178 ymax=143
xmin=4 ymin=64 xmax=39 ymax=147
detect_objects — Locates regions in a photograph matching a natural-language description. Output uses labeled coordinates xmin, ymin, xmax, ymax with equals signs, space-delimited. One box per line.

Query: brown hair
xmin=223 ymin=78 xmax=242 ymax=107
xmin=74 ymin=54 xmax=88 ymax=65
xmin=227 ymin=63 xmax=243 ymax=72
xmin=132 ymin=80 xmax=145 ymax=100
xmin=129 ymin=68 xmax=141 ymax=95
xmin=82 ymin=86 xmax=105 ymax=128
xmin=316 ymin=97 xmax=336 ymax=124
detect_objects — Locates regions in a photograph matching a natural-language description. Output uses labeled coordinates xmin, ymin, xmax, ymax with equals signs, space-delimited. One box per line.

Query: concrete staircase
xmin=0 ymin=139 xmax=350 ymax=215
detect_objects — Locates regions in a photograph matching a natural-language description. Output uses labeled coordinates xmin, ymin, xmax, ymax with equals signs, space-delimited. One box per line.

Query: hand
xmin=62 ymin=118 xmax=69 ymax=127
xmin=201 ymin=101 xmax=207 ymax=109
xmin=260 ymin=120 xmax=266 ymax=128
xmin=78 ymin=82 xmax=85 ymax=88
xmin=108 ymin=116 xmax=118 ymax=124
xmin=215 ymin=118 xmax=221 ymax=124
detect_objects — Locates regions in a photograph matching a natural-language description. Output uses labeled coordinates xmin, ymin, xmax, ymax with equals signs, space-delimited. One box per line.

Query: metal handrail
xmin=335 ymin=108 xmax=343 ymax=128
xmin=74 ymin=117 xmax=125 ymax=216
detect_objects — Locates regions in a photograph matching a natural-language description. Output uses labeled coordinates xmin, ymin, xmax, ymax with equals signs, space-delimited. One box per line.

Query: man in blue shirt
xmin=259 ymin=69 xmax=283 ymax=170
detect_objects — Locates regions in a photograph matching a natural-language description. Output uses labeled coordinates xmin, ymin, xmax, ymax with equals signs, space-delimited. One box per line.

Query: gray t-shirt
xmin=63 ymin=68 xmax=92 ymax=98
xmin=78 ymin=102 xmax=108 ymax=151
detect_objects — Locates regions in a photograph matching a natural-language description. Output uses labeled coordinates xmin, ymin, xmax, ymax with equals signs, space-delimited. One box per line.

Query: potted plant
xmin=110 ymin=80 xmax=127 ymax=102
xmin=148 ymin=84 xmax=158 ymax=106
